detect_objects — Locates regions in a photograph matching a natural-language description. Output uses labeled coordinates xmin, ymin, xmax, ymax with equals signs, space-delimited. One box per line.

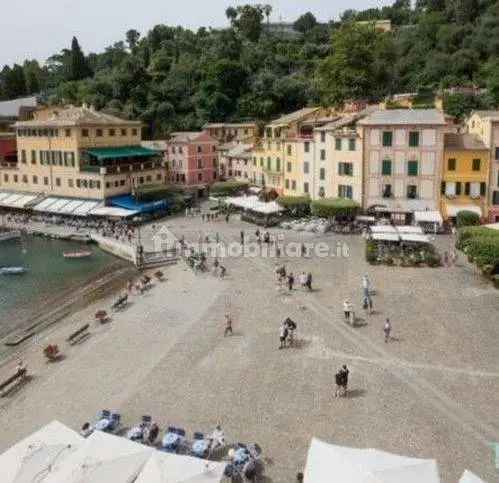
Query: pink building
xmin=165 ymin=132 xmax=219 ymax=193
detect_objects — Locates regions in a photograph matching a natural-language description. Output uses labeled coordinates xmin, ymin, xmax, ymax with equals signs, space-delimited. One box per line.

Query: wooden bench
xmin=66 ymin=324 xmax=90 ymax=345
xmin=0 ymin=369 xmax=28 ymax=397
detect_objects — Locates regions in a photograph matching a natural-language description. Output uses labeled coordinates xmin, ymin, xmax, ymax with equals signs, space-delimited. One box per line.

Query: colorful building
xmin=441 ymin=133 xmax=489 ymax=221
xmin=0 ymin=105 xmax=163 ymax=200
xmin=219 ymin=143 xmax=254 ymax=182
xmin=467 ymin=111 xmax=499 ymax=222
xmin=358 ymin=109 xmax=448 ymax=222
xmin=0 ymin=133 xmax=17 ymax=167
xmin=203 ymin=123 xmax=258 ymax=145
xmin=164 ymin=131 xmax=218 ymax=195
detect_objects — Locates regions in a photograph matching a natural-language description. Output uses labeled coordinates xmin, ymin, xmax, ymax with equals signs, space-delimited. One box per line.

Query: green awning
xmin=84 ymin=146 xmax=158 ymax=161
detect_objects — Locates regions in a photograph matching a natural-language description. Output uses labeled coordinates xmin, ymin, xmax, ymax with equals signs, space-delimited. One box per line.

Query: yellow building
xmin=0 ymin=105 xmax=165 ymax=201
xmin=441 ymin=133 xmax=490 ymax=220
xmin=254 ymin=107 xmax=330 ymax=195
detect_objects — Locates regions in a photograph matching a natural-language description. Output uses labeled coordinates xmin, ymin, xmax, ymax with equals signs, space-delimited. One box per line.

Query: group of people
xmin=275 ymin=266 xmax=313 ymax=292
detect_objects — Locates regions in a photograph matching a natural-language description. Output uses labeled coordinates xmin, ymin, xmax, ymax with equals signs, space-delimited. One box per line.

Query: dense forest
xmin=1 ymin=1 xmax=498 ymax=137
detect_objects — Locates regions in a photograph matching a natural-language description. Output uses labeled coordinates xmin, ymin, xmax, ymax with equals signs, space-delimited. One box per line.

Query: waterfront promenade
xmin=0 ymin=214 xmax=497 ymax=482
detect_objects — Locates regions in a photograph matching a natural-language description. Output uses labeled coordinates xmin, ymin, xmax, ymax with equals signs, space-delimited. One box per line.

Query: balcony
xmin=80 ymin=160 xmax=162 ymax=175
xmin=0 ymin=161 xmax=18 ymax=170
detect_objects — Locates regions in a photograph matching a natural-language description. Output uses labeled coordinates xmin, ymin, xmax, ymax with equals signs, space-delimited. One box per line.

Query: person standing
xmin=343 ymin=299 xmax=353 ymax=322
xmin=341 ymin=364 xmax=349 ymax=396
xmin=362 ymin=274 xmax=370 ymax=298
xmin=279 ymin=322 xmax=288 ymax=349
xmin=224 ymin=314 xmax=233 ymax=337
xmin=240 ymin=230 xmax=245 ymax=245
xmin=301 ymin=243 xmax=306 ymax=257
xmin=299 ymin=271 xmax=307 ymax=289
xmin=384 ymin=318 xmax=392 ymax=343
xmin=287 ymin=273 xmax=295 ymax=291
xmin=306 ymin=272 xmax=312 ymax=291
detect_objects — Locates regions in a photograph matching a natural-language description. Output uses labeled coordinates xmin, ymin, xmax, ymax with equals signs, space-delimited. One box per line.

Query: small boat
xmin=63 ymin=250 xmax=93 ymax=259
xmin=0 ymin=266 xmax=27 ymax=275
xmin=0 ymin=230 xmax=21 ymax=242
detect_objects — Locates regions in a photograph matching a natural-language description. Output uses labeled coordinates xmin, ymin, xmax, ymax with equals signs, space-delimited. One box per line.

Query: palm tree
xmin=225 ymin=7 xmax=238 ymax=25
xmin=263 ymin=4 xmax=272 ymax=25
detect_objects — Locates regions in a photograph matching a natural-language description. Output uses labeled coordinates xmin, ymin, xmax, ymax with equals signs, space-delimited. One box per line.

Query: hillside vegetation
xmin=1 ymin=1 xmax=498 ymax=137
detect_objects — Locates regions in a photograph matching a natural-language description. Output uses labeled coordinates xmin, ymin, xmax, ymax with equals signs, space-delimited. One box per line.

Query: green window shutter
xmin=465 ymin=182 xmax=470 ymax=195
xmin=448 ymin=158 xmax=456 ymax=171
xmin=409 ymin=131 xmax=419 ymax=147
xmin=276 ymin=158 xmax=281 ymax=172
xmin=335 ymin=138 xmax=342 ymax=150
xmin=382 ymin=131 xmax=392 ymax=147
xmin=472 ymin=159 xmax=481 ymax=171
xmin=480 ymin=182 xmax=486 ymax=196
xmin=456 ymin=182 xmax=462 ymax=195
xmin=408 ymin=160 xmax=418 ymax=176
xmin=382 ymin=159 xmax=392 ymax=176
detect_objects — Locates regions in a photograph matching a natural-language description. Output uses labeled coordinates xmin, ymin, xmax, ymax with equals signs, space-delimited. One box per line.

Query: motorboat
xmin=0 ymin=230 xmax=21 ymax=242
xmin=63 ymin=250 xmax=93 ymax=259
xmin=0 ymin=266 xmax=27 ymax=275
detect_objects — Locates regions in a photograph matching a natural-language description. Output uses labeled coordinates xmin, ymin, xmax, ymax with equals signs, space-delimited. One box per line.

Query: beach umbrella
xmin=459 ymin=470 xmax=487 ymax=483
xmin=304 ymin=438 xmax=440 ymax=483
xmin=44 ymin=430 xmax=153 ymax=483
xmin=135 ymin=451 xmax=226 ymax=483
xmin=0 ymin=420 xmax=83 ymax=483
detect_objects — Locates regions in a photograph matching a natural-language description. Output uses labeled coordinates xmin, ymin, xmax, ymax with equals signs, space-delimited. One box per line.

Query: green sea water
xmin=0 ymin=236 xmax=126 ymax=340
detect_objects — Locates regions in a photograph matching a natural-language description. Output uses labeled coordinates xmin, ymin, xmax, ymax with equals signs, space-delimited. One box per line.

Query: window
xmin=304 ymin=162 xmax=309 ymax=174
xmin=3 ymin=174 xmax=8 ymax=182
xmin=407 ymin=160 xmax=418 ymax=176
xmin=44 ymin=177 xmax=48 ymax=186
xmin=276 ymin=158 xmax=281 ymax=172
xmin=448 ymin=158 xmax=456 ymax=171
xmin=121 ymin=179 xmax=126 ymax=186
xmin=456 ymin=182 xmax=462 ymax=195
xmin=121 ymin=129 xmax=127 ymax=136
xmin=304 ymin=182 xmax=309 ymax=194
xmin=287 ymin=162 xmax=292 ymax=172
xmin=197 ymin=145 xmax=202 ymax=153
xmin=480 ymin=182 xmax=486 ymax=196
xmin=197 ymin=159 xmax=203 ymax=169
xmin=287 ymin=145 xmax=292 ymax=155
xmin=338 ymin=162 xmax=353 ymax=176
xmin=55 ymin=178 xmax=61 ymax=187
xmin=65 ymin=129 xmax=71 ymax=137
xmin=260 ymin=157 xmax=264 ymax=167
xmin=198 ymin=173 xmax=203 ymax=182
xmin=96 ymin=129 xmax=103 ymax=137
xmin=320 ymin=149 xmax=326 ymax=161
xmin=32 ymin=175 xmax=38 ymax=184
xmin=146 ymin=175 xmax=152 ymax=182
xmin=291 ymin=180 xmax=296 ymax=191
xmin=408 ymin=131 xmax=419 ymax=147
xmin=285 ymin=179 xmax=290 ymax=189
xmin=381 ymin=159 xmax=392 ymax=176
xmin=68 ymin=179 xmax=74 ymax=188
xmin=13 ymin=175 xmax=18 ymax=183
xmin=304 ymin=142 xmax=310 ymax=153
xmin=132 ymin=128 xmax=138 ymax=136
xmin=495 ymin=147 xmax=499 ymax=160
xmin=335 ymin=138 xmax=342 ymax=150
xmin=21 ymin=150 xmax=26 ymax=163
xmin=382 ymin=184 xmax=392 ymax=198
xmin=338 ymin=185 xmax=353 ymax=199
xmin=319 ymin=168 xmax=325 ymax=180
xmin=267 ymin=157 xmax=271 ymax=170
xmin=407 ymin=185 xmax=417 ymax=199
xmin=348 ymin=138 xmax=356 ymax=151
xmin=465 ymin=182 xmax=470 ymax=195
xmin=22 ymin=175 xmax=28 ymax=183
xmin=109 ymin=129 xmax=115 ymax=137
xmin=321 ymin=132 xmax=326 ymax=143
xmin=382 ymin=131 xmax=393 ymax=147
xmin=472 ymin=159 xmax=481 ymax=171
xmin=31 ymin=150 xmax=36 ymax=164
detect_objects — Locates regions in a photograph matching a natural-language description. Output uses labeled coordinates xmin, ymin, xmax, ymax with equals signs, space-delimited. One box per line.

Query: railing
xmin=0 ymin=162 xmax=18 ymax=170
xmin=80 ymin=161 xmax=161 ymax=175
xmin=80 ymin=164 xmax=101 ymax=173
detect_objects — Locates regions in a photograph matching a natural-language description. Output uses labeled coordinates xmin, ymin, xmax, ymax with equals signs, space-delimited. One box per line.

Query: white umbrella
xmin=0 ymin=421 xmax=83 ymax=483
xmin=135 ymin=451 xmax=226 ymax=483
xmin=304 ymin=438 xmax=440 ymax=483
xmin=459 ymin=470 xmax=487 ymax=483
xmin=44 ymin=430 xmax=153 ymax=483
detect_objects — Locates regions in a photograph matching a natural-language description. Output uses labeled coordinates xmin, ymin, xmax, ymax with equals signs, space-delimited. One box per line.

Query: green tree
xmin=126 ymin=29 xmax=141 ymax=51
xmin=234 ymin=4 xmax=264 ymax=42
xmin=68 ymin=37 xmax=92 ymax=81
xmin=293 ymin=12 xmax=318 ymax=34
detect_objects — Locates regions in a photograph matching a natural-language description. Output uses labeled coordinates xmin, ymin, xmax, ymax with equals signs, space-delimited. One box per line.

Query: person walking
xmin=301 ymin=242 xmax=307 ymax=257
xmin=240 ymin=230 xmax=245 ymax=245
xmin=341 ymin=364 xmax=350 ymax=396
xmin=279 ymin=322 xmax=288 ymax=349
xmin=287 ymin=273 xmax=295 ymax=291
xmin=362 ymin=274 xmax=370 ymax=298
xmin=384 ymin=318 xmax=392 ymax=343
xmin=299 ymin=271 xmax=307 ymax=289
xmin=306 ymin=272 xmax=312 ymax=291
xmin=219 ymin=265 xmax=226 ymax=278
xmin=224 ymin=314 xmax=233 ymax=337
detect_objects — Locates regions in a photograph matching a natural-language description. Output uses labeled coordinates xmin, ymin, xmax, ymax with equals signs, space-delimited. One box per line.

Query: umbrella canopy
xmin=459 ymin=470 xmax=487 ymax=483
xmin=304 ymin=438 xmax=440 ymax=483
xmin=0 ymin=421 xmax=83 ymax=483
xmin=44 ymin=430 xmax=153 ymax=483
xmin=135 ymin=452 xmax=226 ymax=483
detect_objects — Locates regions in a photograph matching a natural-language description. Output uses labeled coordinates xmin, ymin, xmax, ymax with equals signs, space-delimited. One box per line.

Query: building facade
xmin=165 ymin=132 xmax=218 ymax=192
xmin=203 ymin=123 xmax=258 ymax=145
xmin=467 ymin=111 xmax=499 ymax=222
xmin=219 ymin=143 xmax=254 ymax=182
xmin=0 ymin=133 xmax=17 ymax=167
xmin=359 ymin=109 xmax=447 ymax=218
xmin=0 ymin=105 xmax=163 ymax=200
xmin=441 ymin=133 xmax=490 ymax=221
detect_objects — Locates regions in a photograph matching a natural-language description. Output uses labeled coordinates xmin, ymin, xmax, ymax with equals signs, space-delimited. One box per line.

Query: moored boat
xmin=0 ymin=230 xmax=21 ymax=242
xmin=0 ymin=266 xmax=27 ymax=275
xmin=63 ymin=250 xmax=93 ymax=259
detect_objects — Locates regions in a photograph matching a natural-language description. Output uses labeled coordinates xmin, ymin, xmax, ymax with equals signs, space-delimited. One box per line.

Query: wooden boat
xmin=63 ymin=250 xmax=93 ymax=259
xmin=0 ymin=266 xmax=27 ymax=275
xmin=0 ymin=230 xmax=21 ymax=242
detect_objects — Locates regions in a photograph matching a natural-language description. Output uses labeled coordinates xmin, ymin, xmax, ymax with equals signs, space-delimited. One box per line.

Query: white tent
xmin=135 ymin=452 xmax=226 ymax=483
xmin=414 ymin=210 xmax=443 ymax=225
xmin=459 ymin=470 xmax=487 ymax=483
xmin=370 ymin=225 xmax=398 ymax=234
xmin=0 ymin=420 xmax=84 ymax=483
xmin=44 ymin=430 xmax=153 ymax=483
xmin=446 ymin=204 xmax=482 ymax=218
xmin=304 ymin=438 xmax=440 ymax=483
xmin=225 ymin=195 xmax=284 ymax=215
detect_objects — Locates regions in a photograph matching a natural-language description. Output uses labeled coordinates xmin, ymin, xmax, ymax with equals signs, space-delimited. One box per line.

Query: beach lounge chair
xmin=191 ymin=432 xmax=209 ymax=458
xmin=161 ymin=427 xmax=186 ymax=453
xmin=107 ymin=412 xmax=121 ymax=432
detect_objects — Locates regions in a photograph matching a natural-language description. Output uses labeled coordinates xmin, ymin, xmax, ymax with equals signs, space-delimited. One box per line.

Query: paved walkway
xmin=0 ymin=213 xmax=497 ymax=482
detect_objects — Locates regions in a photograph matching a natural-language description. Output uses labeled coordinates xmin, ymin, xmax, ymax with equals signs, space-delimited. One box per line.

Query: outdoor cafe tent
xmin=459 ymin=470 xmax=486 ymax=483
xmin=371 ymin=233 xmax=400 ymax=242
xmin=225 ymin=195 xmax=284 ymax=215
xmin=370 ymin=225 xmax=398 ymax=234
xmin=400 ymin=233 xmax=431 ymax=243
xmin=135 ymin=451 xmax=226 ymax=483
xmin=44 ymin=430 xmax=153 ymax=483
xmin=304 ymin=438 xmax=441 ymax=483
xmin=414 ymin=210 xmax=443 ymax=226
xmin=0 ymin=420 xmax=84 ymax=483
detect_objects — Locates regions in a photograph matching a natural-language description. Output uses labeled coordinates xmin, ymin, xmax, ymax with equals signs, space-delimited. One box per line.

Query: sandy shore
xmin=0 ymin=214 xmax=497 ymax=482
